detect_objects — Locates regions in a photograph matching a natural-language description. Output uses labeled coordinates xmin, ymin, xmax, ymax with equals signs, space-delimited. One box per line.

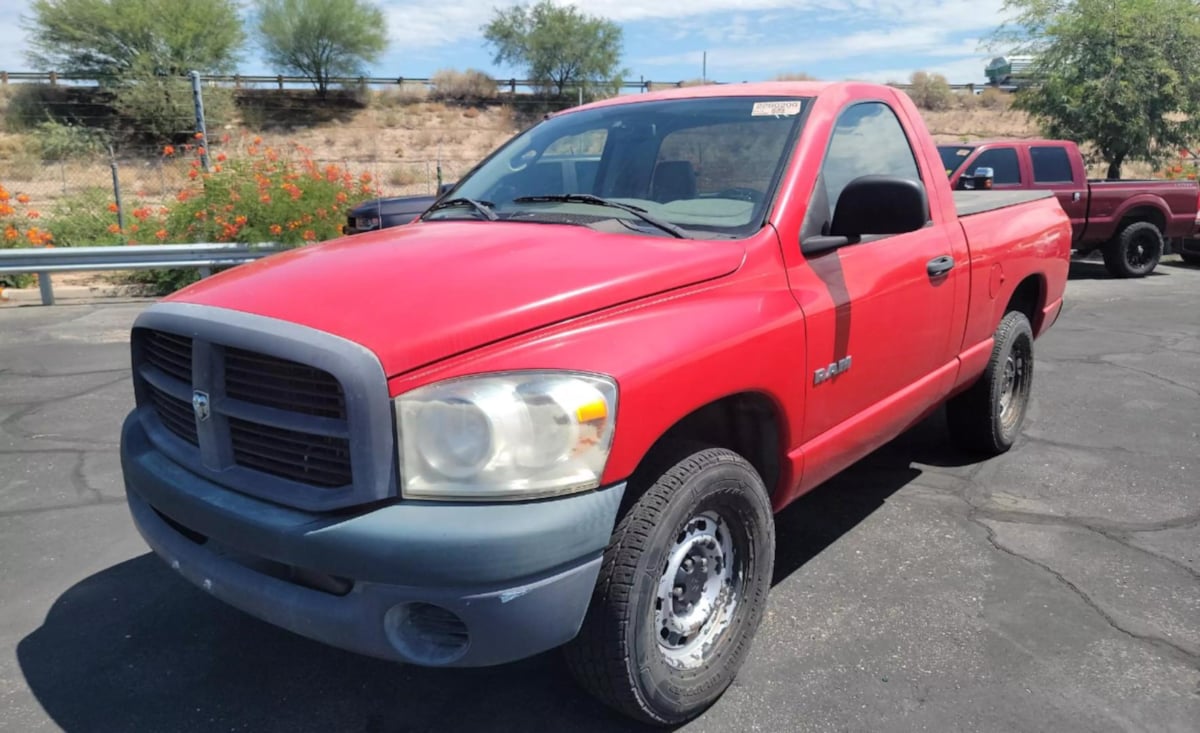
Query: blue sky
xmin=0 ymin=0 xmax=1011 ymax=85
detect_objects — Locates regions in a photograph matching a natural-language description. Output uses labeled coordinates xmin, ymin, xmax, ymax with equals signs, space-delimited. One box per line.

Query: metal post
xmin=703 ymin=51 xmax=707 ymax=83
xmin=59 ymin=160 xmax=67 ymax=196
xmin=436 ymin=144 xmax=443 ymax=192
xmin=109 ymin=146 xmax=125 ymax=234
xmin=578 ymin=86 xmax=583 ymax=106
xmin=190 ymin=70 xmax=210 ymax=172
xmin=37 ymin=272 xmax=54 ymax=305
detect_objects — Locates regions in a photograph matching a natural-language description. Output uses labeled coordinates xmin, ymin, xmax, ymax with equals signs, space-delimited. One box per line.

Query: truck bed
xmin=954 ymin=190 xmax=1054 ymax=217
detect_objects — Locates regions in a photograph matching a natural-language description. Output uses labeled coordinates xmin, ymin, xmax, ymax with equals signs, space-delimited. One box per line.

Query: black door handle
xmin=927 ymin=255 xmax=955 ymax=277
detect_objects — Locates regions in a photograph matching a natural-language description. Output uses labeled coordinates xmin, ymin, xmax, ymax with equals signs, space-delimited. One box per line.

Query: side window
xmin=1030 ymin=146 xmax=1074 ymax=183
xmin=970 ymin=148 xmax=1021 ymax=184
xmin=821 ymin=102 xmax=923 ymax=217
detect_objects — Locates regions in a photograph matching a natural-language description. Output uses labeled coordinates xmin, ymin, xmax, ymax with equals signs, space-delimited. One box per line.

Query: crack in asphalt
xmin=1099 ymin=361 xmax=1200 ymax=399
xmin=897 ymin=453 xmax=1200 ymax=667
xmin=0 ymin=375 xmax=130 ymax=409
xmin=1017 ymin=433 xmax=1196 ymax=461
xmin=970 ymin=514 xmax=1200 ymax=667
xmin=0 ymin=495 xmax=127 ymax=519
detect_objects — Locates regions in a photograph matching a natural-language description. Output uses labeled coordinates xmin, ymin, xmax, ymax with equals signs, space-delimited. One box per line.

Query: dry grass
xmin=1 ymin=88 xmax=1169 ymax=204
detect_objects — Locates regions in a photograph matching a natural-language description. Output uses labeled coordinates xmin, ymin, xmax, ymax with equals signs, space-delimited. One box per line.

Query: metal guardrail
xmin=0 ymin=242 xmax=284 ymax=305
xmin=0 ymin=70 xmax=993 ymax=94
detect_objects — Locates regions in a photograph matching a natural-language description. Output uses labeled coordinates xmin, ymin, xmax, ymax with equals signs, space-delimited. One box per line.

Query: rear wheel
xmin=947 ymin=311 xmax=1034 ymax=455
xmin=1103 ymin=221 xmax=1163 ymax=278
xmin=564 ymin=446 xmax=775 ymax=726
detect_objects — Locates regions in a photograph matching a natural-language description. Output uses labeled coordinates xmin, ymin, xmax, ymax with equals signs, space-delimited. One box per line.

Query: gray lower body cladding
xmin=121 ymin=413 xmax=625 ymax=667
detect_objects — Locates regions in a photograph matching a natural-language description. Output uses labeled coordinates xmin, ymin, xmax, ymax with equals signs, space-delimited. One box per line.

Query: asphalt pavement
xmin=1 ymin=258 xmax=1197 ymax=732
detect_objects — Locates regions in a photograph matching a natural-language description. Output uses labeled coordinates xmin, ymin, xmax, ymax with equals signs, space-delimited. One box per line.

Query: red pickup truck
xmin=940 ymin=139 xmax=1200 ymax=277
xmin=120 ymin=82 xmax=1071 ymax=725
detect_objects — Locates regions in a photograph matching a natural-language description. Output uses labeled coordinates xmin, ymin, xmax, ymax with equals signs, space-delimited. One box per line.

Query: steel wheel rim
xmin=998 ymin=338 xmax=1031 ymax=431
xmin=654 ymin=510 xmax=741 ymax=670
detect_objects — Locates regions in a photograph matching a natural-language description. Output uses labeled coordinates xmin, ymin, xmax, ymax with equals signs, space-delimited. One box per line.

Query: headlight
xmin=355 ymin=215 xmax=381 ymax=229
xmin=395 ymin=372 xmax=617 ymax=500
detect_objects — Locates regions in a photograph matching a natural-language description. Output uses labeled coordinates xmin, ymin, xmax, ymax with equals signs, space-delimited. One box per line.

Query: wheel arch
xmin=622 ymin=391 xmax=787 ymax=509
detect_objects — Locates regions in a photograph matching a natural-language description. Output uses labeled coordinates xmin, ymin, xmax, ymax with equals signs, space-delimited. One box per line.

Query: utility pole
xmin=702 ymin=51 xmax=707 ymax=83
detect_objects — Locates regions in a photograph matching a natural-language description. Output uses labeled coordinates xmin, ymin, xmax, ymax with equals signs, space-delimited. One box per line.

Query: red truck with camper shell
xmin=120 ymin=81 xmax=1072 ymax=725
xmin=940 ymin=139 xmax=1200 ymax=277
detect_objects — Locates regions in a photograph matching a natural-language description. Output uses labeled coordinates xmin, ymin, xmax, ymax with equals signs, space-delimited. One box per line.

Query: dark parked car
xmin=343 ymin=184 xmax=455 ymax=235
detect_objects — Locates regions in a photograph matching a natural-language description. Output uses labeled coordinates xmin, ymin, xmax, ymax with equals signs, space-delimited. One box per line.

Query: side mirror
xmin=802 ymin=175 xmax=928 ymax=255
xmin=958 ymin=166 xmax=994 ymax=190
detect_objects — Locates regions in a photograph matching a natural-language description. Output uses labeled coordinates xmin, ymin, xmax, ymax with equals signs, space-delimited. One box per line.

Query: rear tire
xmin=564 ymin=445 xmax=775 ymax=726
xmin=1102 ymin=221 xmax=1163 ymax=278
xmin=947 ymin=311 xmax=1034 ymax=455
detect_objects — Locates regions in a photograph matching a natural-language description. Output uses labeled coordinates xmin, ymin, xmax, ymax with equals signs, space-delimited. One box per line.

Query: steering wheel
xmin=714 ymin=187 xmax=764 ymax=204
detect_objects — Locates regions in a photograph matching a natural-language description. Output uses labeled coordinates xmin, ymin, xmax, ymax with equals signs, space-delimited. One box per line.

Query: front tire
xmin=1103 ymin=221 xmax=1163 ymax=278
xmin=564 ymin=446 xmax=775 ymax=726
xmin=947 ymin=311 xmax=1034 ymax=455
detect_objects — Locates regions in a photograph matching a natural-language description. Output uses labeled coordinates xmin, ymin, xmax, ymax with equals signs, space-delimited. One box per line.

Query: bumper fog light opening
xmin=384 ymin=602 xmax=471 ymax=666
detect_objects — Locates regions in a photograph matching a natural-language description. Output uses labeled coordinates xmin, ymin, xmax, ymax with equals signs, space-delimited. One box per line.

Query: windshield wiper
xmin=424 ymin=197 xmax=498 ymax=221
xmin=511 ymin=194 xmax=686 ymax=239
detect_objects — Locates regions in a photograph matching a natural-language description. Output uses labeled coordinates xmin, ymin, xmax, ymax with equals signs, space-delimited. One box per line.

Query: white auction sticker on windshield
xmin=752 ymin=100 xmax=803 ymax=117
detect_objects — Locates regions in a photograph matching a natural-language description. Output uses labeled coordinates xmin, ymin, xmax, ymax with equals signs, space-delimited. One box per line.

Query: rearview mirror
xmin=802 ymin=175 xmax=928 ymax=255
xmin=958 ymin=166 xmax=994 ymax=190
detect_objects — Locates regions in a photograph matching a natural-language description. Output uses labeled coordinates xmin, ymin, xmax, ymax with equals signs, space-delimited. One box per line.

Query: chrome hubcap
xmin=654 ymin=511 xmax=738 ymax=669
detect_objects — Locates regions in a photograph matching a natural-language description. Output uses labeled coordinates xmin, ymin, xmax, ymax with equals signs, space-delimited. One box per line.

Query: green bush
xmin=46 ymin=187 xmax=123 ymax=246
xmin=907 ymin=71 xmax=956 ymax=111
xmin=30 ymin=120 xmax=110 ymax=161
xmin=430 ymin=69 xmax=499 ymax=102
xmin=113 ymin=73 xmax=235 ymax=143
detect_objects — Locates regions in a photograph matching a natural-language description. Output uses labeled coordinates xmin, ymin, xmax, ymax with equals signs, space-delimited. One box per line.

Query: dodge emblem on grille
xmin=192 ymin=390 xmax=211 ymax=422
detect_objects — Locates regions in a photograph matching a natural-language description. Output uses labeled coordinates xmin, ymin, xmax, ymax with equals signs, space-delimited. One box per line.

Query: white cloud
xmin=632 ymin=0 xmax=1010 ymax=81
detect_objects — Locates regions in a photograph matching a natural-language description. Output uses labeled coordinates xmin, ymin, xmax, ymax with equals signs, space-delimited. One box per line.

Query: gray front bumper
xmin=121 ymin=413 xmax=624 ymax=667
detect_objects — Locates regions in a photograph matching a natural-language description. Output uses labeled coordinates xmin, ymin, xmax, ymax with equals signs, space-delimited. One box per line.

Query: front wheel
xmin=564 ymin=446 xmax=775 ymax=726
xmin=1103 ymin=221 xmax=1163 ymax=278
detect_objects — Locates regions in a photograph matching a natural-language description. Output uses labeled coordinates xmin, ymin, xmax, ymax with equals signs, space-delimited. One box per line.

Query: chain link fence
xmin=0 ymin=76 xmax=589 ymax=234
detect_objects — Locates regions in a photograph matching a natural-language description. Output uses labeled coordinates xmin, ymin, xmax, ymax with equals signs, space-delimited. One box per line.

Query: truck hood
xmin=171 ymin=221 xmax=745 ymax=376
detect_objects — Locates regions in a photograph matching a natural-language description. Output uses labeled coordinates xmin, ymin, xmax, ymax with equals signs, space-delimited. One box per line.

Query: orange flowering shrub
xmin=0 ymin=184 xmax=52 ymax=288
xmin=1161 ymin=161 xmax=1199 ymax=180
xmin=163 ymin=141 xmax=378 ymax=246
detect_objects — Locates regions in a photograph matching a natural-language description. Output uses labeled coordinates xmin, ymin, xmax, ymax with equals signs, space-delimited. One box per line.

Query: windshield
xmin=938 ymin=145 xmax=975 ymax=177
xmin=426 ymin=96 xmax=810 ymax=238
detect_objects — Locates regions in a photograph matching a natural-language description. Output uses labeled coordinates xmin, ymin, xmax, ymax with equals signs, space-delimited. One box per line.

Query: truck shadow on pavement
xmin=17 ymin=413 xmax=970 ymax=733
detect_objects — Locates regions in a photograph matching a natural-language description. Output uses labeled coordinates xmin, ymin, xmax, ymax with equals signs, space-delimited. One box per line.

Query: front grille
xmin=144 ymin=330 xmax=193 ymax=382
xmin=136 ymin=327 xmax=356 ymax=495
xmin=147 ymin=383 xmax=198 ymax=445
xmin=224 ymin=347 xmax=346 ymax=419
xmin=229 ymin=418 xmax=352 ymax=488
